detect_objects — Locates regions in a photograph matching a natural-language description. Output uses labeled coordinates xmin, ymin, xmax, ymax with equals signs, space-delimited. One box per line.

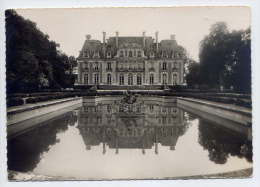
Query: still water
xmin=8 ymin=96 xmax=252 ymax=179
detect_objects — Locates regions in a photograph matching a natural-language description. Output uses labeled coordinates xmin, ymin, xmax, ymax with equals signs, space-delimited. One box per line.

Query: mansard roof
xmin=78 ymin=34 xmax=187 ymax=58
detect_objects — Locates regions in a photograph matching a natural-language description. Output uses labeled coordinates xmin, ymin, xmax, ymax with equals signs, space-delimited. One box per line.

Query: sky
xmin=16 ymin=7 xmax=250 ymax=61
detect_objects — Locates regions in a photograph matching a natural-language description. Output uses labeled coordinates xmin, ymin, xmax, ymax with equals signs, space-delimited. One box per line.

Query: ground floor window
xmin=128 ymin=74 xmax=133 ymax=85
xmin=162 ymin=73 xmax=167 ymax=84
xmin=107 ymin=74 xmax=112 ymax=85
xmin=119 ymin=74 xmax=124 ymax=85
xmin=84 ymin=74 xmax=88 ymax=84
xmin=149 ymin=74 xmax=154 ymax=85
xmin=94 ymin=73 xmax=99 ymax=85
xmin=173 ymin=74 xmax=177 ymax=85
xmin=137 ymin=74 xmax=142 ymax=85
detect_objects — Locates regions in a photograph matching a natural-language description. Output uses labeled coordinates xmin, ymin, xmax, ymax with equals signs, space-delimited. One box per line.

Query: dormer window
xmin=163 ymin=51 xmax=167 ymax=58
xmin=94 ymin=51 xmax=100 ymax=58
xmin=84 ymin=51 xmax=89 ymax=58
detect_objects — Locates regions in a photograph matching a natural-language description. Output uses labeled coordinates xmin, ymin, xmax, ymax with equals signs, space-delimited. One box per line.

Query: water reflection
xmin=78 ymin=96 xmax=189 ymax=154
xmin=198 ymin=119 xmax=252 ymax=164
xmin=7 ymin=112 xmax=77 ymax=172
xmin=7 ymin=96 xmax=252 ymax=178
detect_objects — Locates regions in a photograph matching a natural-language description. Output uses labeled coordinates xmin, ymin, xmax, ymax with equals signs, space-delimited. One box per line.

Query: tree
xmin=185 ymin=60 xmax=201 ymax=88
xmin=198 ymin=22 xmax=251 ymax=93
xmin=5 ymin=9 xmax=76 ymax=93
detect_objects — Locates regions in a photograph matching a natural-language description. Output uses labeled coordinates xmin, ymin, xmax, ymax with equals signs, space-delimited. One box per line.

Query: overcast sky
xmin=16 ymin=7 xmax=250 ymax=61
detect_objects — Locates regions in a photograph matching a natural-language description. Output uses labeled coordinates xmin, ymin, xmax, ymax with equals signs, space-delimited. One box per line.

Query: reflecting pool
xmin=8 ymin=96 xmax=252 ymax=180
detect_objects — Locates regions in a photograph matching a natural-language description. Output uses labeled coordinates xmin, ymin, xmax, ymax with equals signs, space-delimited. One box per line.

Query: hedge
xmin=7 ymin=97 xmax=24 ymax=107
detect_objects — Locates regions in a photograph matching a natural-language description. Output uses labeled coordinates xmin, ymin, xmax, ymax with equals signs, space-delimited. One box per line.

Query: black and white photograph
xmin=4 ymin=7 xmax=253 ymax=181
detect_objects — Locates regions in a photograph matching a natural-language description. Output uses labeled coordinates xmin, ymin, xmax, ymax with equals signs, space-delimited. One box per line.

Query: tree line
xmin=5 ymin=10 xmax=77 ymax=94
xmin=186 ymin=22 xmax=251 ymax=93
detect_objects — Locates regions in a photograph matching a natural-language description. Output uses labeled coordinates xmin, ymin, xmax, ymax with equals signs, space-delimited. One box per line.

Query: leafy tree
xmin=197 ymin=22 xmax=251 ymax=93
xmin=185 ymin=60 xmax=201 ymax=88
xmin=5 ymin=9 xmax=76 ymax=93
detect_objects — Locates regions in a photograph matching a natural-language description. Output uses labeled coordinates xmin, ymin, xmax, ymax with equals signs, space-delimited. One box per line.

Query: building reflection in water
xmin=77 ymin=96 xmax=189 ymax=154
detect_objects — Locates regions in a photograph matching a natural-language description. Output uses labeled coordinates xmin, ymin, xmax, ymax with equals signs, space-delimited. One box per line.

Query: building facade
xmin=77 ymin=32 xmax=186 ymax=87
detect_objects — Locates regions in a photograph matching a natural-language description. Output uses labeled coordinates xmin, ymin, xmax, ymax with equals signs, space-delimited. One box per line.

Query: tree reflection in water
xmin=7 ymin=111 xmax=77 ymax=172
xmin=198 ymin=119 xmax=252 ymax=164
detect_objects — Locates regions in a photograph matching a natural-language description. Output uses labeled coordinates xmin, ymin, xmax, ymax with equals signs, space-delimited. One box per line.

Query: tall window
xmin=129 ymin=50 xmax=133 ymax=57
xmin=119 ymin=74 xmax=124 ymax=85
xmin=125 ymin=50 xmax=128 ymax=57
xmin=163 ymin=62 xmax=167 ymax=70
xmin=107 ymin=62 xmax=112 ymax=70
xmin=120 ymin=51 xmax=124 ymax=57
xmin=137 ymin=74 xmax=142 ymax=85
xmin=84 ymin=74 xmax=88 ymax=84
xmin=162 ymin=73 xmax=167 ymax=85
xmin=94 ymin=63 xmax=99 ymax=70
xmin=173 ymin=61 xmax=178 ymax=68
xmin=149 ymin=74 xmax=154 ymax=85
xmin=128 ymin=74 xmax=133 ymax=85
xmin=94 ymin=73 xmax=99 ymax=85
xmin=137 ymin=51 xmax=142 ymax=57
xmin=173 ymin=74 xmax=177 ymax=85
xmin=107 ymin=74 xmax=112 ymax=85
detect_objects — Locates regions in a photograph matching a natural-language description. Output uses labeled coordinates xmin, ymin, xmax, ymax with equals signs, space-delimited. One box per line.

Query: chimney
xmin=102 ymin=31 xmax=106 ymax=44
xmin=155 ymin=31 xmax=159 ymax=52
xmin=116 ymin=31 xmax=119 ymax=48
xmin=170 ymin=34 xmax=175 ymax=40
xmin=142 ymin=31 xmax=146 ymax=47
xmin=86 ymin=34 xmax=91 ymax=40
xmin=102 ymin=31 xmax=106 ymax=56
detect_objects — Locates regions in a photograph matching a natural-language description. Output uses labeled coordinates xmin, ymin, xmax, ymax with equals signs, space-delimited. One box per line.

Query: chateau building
xmin=77 ymin=32 xmax=186 ymax=87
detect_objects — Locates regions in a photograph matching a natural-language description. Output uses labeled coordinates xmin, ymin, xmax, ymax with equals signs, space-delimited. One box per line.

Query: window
xmin=94 ymin=73 xmax=99 ymax=85
xmin=137 ymin=74 xmax=142 ymax=85
xmin=120 ymin=51 xmax=124 ymax=57
xmin=107 ymin=74 xmax=112 ymax=85
xmin=173 ymin=61 xmax=178 ymax=68
xmin=149 ymin=74 xmax=154 ymax=85
xmin=162 ymin=73 xmax=167 ymax=84
xmin=137 ymin=51 xmax=142 ymax=57
xmin=107 ymin=62 xmax=112 ymax=70
xmin=125 ymin=50 xmax=128 ymax=57
xmin=94 ymin=63 xmax=99 ymax=71
xmin=119 ymin=74 xmax=124 ymax=85
xmin=94 ymin=51 xmax=99 ymax=58
xmin=84 ymin=74 xmax=88 ymax=84
xmin=149 ymin=105 xmax=154 ymax=112
xmin=84 ymin=63 xmax=89 ymax=70
xmin=173 ymin=74 xmax=177 ymax=85
xmin=107 ymin=52 xmax=111 ymax=58
xmin=163 ymin=62 xmax=167 ymax=70
xmin=107 ymin=105 xmax=111 ymax=113
xmin=128 ymin=74 xmax=133 ymax=85
xmin=129 ymin=50 xmax=133 ymax=57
